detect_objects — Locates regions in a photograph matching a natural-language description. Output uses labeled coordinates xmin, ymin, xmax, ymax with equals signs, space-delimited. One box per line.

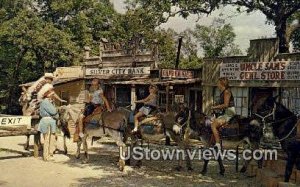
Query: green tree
xmin=0 ymin=10 xmax=79 ymax=113
xmin=118 ymin=6 xmax=203 ymax=69
xmin=225 ymin=0 xmax=300 ymax=53
xmin=288 ymin=12 xmax=300 ymax=52
xmin=155 ymin=29 xmax=178 ymax=68
xmin=129 ymin=0 xmax=300 ymax=53
xmin=36 ymin=0 xmax=119 ymax=51
xmin=0 ymin=0 xmax=122 ymax=114
xmin=116 ymin=6 xmax=178 ymax=68
xmin=124 ymin=0 xmax=221 ymax=24
xmin=191 ymin=19 xmax=242 ymax=57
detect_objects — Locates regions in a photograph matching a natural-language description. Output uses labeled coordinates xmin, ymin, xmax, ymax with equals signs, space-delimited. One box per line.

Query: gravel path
xmin=0 ymin=136 xmax=257 ymax=187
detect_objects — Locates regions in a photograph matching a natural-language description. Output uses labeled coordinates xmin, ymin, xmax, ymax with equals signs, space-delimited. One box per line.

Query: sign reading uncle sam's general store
xmin=220 ymin=61 xmax=300 ymax=80
xmin=86 ymin=67 xmax=151 ymax=76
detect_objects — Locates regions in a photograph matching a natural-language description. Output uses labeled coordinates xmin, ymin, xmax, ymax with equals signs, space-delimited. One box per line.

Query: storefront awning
xmin=19 ymin=77 xmax=82 ymax=87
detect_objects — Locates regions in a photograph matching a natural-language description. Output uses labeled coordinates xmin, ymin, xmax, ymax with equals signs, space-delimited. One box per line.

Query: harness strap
xmin=270 ymin=121 xmax=298 ymax=143
xmin=254 ymin=103 xmax=298 ymax=143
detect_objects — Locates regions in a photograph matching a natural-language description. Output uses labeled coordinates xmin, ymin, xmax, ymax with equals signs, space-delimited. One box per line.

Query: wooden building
xmin=202 ymin=38 xmax=300 ymax=117
xmin=22 ymin=40 xmax=202 ymax=113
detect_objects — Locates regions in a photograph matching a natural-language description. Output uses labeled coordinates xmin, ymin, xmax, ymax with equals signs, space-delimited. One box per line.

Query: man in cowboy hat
xmin=37 ymin=73 xmax=66 ymax=103
xmin=26 ymin=73 xmax=55 ymax=101
xmin=38 ymin=89 xmax=59 ymax=161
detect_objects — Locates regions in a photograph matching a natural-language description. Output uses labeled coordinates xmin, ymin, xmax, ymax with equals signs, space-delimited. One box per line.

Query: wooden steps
xmin=255 ymin=158 xmax=300 ymax=187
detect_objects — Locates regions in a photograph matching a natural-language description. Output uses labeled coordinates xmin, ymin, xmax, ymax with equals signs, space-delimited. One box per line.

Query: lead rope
xmin=254 ymin=103 xmax=298 ymax=143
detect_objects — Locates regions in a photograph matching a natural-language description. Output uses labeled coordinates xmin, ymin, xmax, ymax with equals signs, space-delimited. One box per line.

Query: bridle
xmin=254 ymin=102 xmax=298 ymax=143
xmin=253 ymin=102 xmax=276 ymax=123
xmin=177 ymin=110 xmax=191 ymax=138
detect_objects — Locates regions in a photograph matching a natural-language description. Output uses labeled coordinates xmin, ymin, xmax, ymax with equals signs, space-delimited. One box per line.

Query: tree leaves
xmin=190 ymin=18 xmax=242 ymax=58
xmin=0 ymin=0 xmax=117 ymax=114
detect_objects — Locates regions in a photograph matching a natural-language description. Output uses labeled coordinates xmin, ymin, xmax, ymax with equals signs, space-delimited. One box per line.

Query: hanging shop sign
xmin=161 ymin=69 xmax=194 ymax=79
xmin=54 ymin=66 xmax=84 ymax=78
xmin=220 ymin=61 xmax=300 ymax=80
xmin=174 ymin=95 xmax=185 ymax=103
xmin=86 ymin=67 xmax=151 ymax=76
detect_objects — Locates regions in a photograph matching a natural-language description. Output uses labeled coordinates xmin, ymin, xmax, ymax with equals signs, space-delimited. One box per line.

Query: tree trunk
xmin=7 ymin=48 xmax=27 ymax=114
xmin=276 ymin=21 xmax=290 ymax=53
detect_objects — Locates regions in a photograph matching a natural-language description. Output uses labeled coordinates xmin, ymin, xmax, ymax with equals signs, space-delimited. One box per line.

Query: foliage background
xmin=0 ymin=0 xmax=298 ymax=114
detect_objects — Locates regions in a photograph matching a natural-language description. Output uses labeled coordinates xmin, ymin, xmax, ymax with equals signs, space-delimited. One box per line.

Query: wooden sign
xmin=54 ymin=66 xmax=84 ymax=78
xmin=220 ymin=61 xmax=300 ymax=80
xmin=161 ymin=69 xmax=194 ymax=79
xmin=175 ymin=95 xmax=185 ymax=103
xmin=0 ymin=116 xmax=32 ymax=129
xmin=86 ymin=67 xmax=151 ymax=76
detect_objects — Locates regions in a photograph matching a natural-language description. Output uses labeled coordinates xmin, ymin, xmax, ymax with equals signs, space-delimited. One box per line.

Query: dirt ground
xmin=0 ymin=135 xmax=257 ymax=187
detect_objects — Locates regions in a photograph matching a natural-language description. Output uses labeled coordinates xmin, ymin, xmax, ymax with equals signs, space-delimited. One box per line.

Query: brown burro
xmin=60 ymin=104 xmax=131 ymax=171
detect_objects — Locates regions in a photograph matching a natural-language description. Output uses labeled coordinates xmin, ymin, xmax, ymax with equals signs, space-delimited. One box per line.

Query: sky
xmin=110 ymin=0 xmax=276 ymax=54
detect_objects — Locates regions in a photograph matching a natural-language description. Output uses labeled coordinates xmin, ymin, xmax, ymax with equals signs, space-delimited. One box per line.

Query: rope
xmin=253 ymin=102 xmax=299 ymax=143
xmin=266 ymin=121 xmax=298 ymax=143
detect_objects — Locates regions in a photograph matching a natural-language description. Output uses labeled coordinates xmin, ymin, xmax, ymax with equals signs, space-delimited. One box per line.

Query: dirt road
xmin=0 ymin=135 xmax=256 ymax=187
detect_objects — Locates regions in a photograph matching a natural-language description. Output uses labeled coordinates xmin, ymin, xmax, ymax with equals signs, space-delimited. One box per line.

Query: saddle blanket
xmin=85 ymin=111 xmax=126 ymax=131
xmin=141 ymin=125 xmax=155 ymax=134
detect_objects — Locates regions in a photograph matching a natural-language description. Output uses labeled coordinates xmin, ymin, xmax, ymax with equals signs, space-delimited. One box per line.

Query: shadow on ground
xmin=61 ymin=143 xmax=256 ymax=187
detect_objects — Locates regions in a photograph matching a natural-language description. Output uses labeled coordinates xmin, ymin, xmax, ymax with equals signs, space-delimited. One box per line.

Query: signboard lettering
xmin=220 ymin=61 xmax=300 ymax=80
xmin=0 ymin=116 xmax=32 ymax=129
xmin=161 ymin=69 xmax=194 ymax=79
xmin=175 ymin=95 xmax=185 ymax=103
xmin=86 ymin=67 xmax=150 ymax=76
xmin=54 ymin=66 xmax=84 ymax=78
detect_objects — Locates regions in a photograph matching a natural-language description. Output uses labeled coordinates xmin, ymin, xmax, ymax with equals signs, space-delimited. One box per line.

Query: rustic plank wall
xmin=54 ymin=80 xmax=85 ymax=106
xmin=202 ymin=38 xmax=300 ymax=113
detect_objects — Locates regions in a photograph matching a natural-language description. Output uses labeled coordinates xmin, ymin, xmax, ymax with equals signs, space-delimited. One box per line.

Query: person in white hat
xmin=26 ymin=73 xmax=55 ymax=101
xmin=38 ymin=89 xmax=59 ymax=161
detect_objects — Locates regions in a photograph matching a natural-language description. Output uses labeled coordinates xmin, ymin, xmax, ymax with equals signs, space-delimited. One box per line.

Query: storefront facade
xmin=51 ymin=41 xmax=202 ymax=112
xmin=202 ymin=38 xmax=300 ymax=117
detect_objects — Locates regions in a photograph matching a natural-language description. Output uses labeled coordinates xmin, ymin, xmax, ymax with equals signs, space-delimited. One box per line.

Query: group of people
xmin=22 ymin=73 xmax=66 ymax=160
xmin=131 ymin=77 xmax=236 ymax=151
xmin=24 ymin=73 xmax=235 ymax=160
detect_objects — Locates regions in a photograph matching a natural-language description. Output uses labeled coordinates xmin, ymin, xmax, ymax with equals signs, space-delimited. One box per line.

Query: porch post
xmin=166 ymin=84 xmax=170 ymax=112
xmin=131 ymin=85 xmax=136 ymax=111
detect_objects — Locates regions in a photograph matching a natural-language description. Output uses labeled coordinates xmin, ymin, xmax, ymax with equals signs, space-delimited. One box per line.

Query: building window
xmin=116 ymin=86 xmax=131 ymax=107
xmin=158 ymin=91 xmax=173 ymax=111
xmin=281 ymin=88 xmax=300 ymax=115
xmin=213 ymin=87 xmax=248 ymax=117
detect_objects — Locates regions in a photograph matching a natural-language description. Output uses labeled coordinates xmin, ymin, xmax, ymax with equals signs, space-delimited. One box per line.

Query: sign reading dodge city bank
xmin=0 ymin=116 xmax=32 ymax=129
xmin=161 ymin=69 xmax=194 ymax=79
xmin=220 ymin=61 xmax=300 ymax=80
xmin=86 ymin=67 xmax=151 ymax=76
